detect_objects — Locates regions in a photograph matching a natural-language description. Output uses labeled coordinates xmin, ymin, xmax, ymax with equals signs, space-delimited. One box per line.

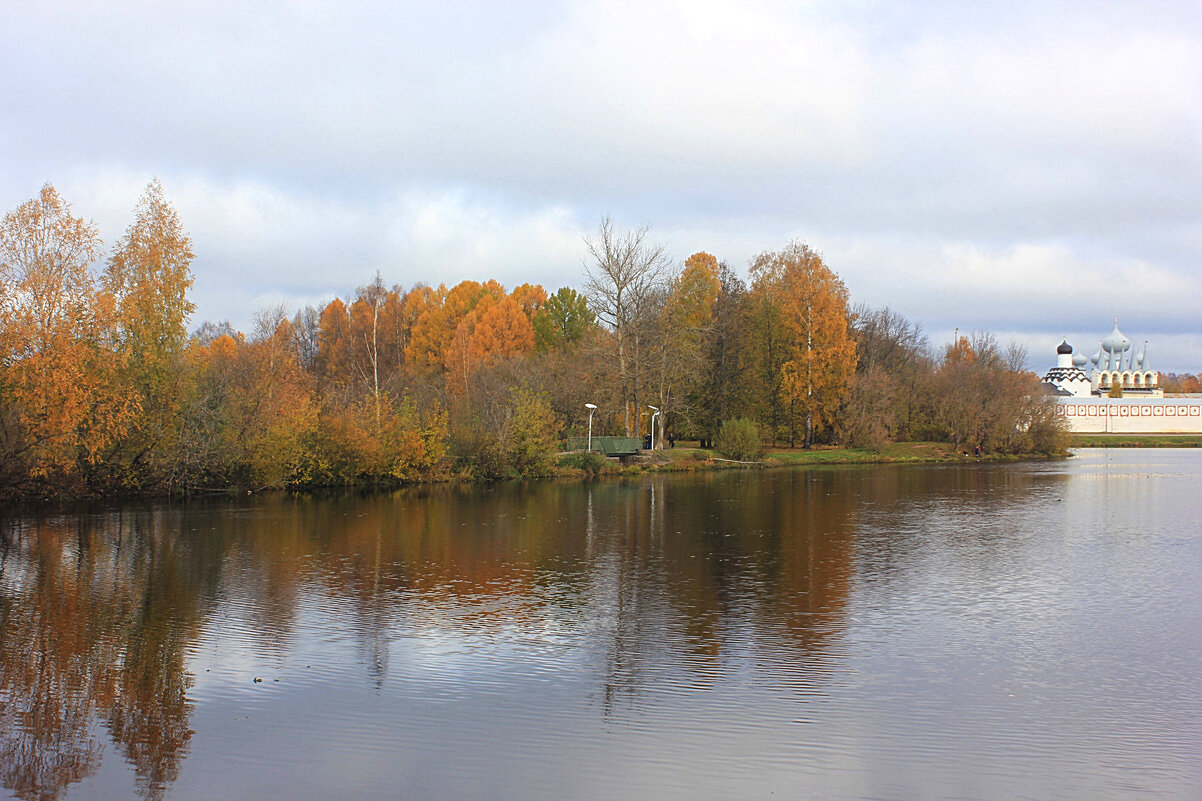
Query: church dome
xmin=1057 ymin=340 xmax=1073 ymax=355
xmin=1101 ymin=320 xmax=1131 ymax=353
xmin=1072 ymin=352 xmax=1088 ymax=368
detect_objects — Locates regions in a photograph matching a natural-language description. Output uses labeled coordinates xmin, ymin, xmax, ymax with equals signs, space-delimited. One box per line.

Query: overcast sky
xmin=3 ymin=0 xmax=1200 ymax=369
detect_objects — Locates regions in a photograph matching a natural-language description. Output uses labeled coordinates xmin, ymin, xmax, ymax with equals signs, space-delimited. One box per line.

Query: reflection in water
xmin=0 ymin=511 xmax=209 ymax=801
xmin=0 ymin=475 xmax=856 ymax=800
xmin=1 ymin=451 xmax=1200 ymax=800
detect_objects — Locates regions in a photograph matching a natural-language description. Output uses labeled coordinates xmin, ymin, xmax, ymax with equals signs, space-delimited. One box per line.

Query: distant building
xmin=1040 ymin=339 xmax=1092 ymax=398
xmin=1043 ymin=320 xmax=1202 ymax=434
xmin=1041 ymin=319 xmax=1162 ymax=398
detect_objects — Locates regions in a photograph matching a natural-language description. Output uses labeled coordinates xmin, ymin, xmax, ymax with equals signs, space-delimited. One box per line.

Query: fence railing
xmin=563 ymin=436 xmax=643 ymax=455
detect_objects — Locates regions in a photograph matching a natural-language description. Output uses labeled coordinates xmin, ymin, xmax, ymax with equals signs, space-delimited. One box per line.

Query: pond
xmin=1 ymin=450 xmax=1200 ymax=800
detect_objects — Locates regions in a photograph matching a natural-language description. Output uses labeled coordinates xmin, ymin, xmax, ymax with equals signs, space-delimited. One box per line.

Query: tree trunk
xmin=804 ymin=301 xmax=813 ymax=449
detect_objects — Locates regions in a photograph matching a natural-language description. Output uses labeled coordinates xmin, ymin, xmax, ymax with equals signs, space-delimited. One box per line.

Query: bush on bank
xmin=716 ymin=418 xmax=763 ymax=461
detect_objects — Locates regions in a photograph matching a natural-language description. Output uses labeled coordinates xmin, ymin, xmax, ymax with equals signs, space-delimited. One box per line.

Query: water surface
xmin=2 ymin=450 xmax=1200 ymax=800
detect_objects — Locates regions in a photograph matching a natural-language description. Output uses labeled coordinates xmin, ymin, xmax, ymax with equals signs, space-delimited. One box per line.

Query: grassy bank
xmin=761 ymin=441 xmax=980 ymax=465
xmin=556 ymin=441 xmax=1046 ymax=478
xmin=1068 ymin=434 xmax=1202 ymax=448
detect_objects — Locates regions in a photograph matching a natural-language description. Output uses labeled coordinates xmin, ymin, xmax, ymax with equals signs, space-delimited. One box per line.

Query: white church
xmin=1041 ymin=318 xmax=1162 ymax=398
xmin=1042 ymin=319 xmax=1202 ymax=434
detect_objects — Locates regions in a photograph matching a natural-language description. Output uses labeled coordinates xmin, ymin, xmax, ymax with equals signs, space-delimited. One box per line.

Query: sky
xmin=3 ymin=0 xmax=1200 ymax=370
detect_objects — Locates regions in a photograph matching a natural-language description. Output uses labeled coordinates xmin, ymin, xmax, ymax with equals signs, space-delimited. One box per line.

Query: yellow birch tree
xmin=103 ymin=179 xmax=196 ymax=483
xmin=750 ymin=242 xmax=856 ymax=447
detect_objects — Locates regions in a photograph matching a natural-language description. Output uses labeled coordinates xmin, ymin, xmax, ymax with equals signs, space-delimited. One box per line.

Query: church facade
xmin=1042 ymin=320 xmax=1202 ymax=434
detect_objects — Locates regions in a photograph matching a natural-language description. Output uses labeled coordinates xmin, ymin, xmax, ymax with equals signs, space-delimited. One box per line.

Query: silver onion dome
xmin=1101 ymin=319 xmax=1131 ymax=353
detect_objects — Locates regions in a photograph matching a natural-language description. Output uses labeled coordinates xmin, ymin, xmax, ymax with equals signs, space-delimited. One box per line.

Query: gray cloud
xmin=2 ymin=0 xmax=1200 ymax=369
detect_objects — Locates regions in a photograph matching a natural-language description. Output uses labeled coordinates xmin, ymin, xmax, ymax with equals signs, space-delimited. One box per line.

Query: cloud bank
xmin=2 ymin=0 xmax=1199 ymax=368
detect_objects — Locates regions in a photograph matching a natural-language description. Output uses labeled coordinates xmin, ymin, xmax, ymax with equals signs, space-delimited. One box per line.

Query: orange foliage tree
xmin=750 ymin=242 xmax=856 ymax=447
xmin=317 ymin=297 xmax=354 ymax=390
xmin=509 ymin=283 xmax=547 ymax=319
xmin=406 ymin=280 xmax=504 ymax=375
xmin=0 ymin=184 xmax=137 ymax=491
xmin=442 ymin=288 xmax=538 ymax=398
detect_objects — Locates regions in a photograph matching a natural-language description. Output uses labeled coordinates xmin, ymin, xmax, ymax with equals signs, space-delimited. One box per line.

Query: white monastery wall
xmin=1056 ymin=398 xmax=1202 ymax=433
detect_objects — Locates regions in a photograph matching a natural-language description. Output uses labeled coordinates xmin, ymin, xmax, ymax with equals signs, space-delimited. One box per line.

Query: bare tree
xmin=291 ymin=305 xmax=321 ymax=371
xmin=582 ymin=217 xmax=668 ymax=437
xmin=252 ymin=303 xmax=289 ymax=343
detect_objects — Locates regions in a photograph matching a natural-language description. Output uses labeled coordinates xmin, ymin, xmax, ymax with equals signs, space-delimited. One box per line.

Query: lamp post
xmin=648 ymin=405 xmax=660 ymax=450
xmin=585 ymin=403 xmax=597 ymax=452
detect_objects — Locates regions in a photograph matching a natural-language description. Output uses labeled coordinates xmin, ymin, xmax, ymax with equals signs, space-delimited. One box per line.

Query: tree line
xmin=0 ymin=184 xmax=1065 ymax=499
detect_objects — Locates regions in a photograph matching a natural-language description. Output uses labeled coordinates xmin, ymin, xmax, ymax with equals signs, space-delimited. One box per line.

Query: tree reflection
xmin=0 ymin=511 xmax=208 ymax=801
xmin=582 ymin=471 xmax=856 ymax=712
xmin=1 ymin=520 xmax=117 ymax=801
xmin=0 ymin=472 xmax=859 ymax=798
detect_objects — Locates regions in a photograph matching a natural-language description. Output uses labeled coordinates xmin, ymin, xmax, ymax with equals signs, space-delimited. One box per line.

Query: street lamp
xmin=584 ymin=403 xmax=597 ymax=452
xmin=648 ymin=405 xmax=660 ymax=450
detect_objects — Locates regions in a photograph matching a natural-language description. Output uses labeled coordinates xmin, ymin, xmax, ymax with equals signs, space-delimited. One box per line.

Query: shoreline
xmin=18 ymin=438 xmax=1202 ymax=510
xmin=554 ymin=441 xmax=1062 ymax=480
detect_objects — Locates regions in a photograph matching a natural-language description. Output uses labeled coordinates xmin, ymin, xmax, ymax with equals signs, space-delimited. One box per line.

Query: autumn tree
xmin=930 ymin=332 xmax=1065 ymax=454
xmin=504 ymin=389 xmax=561 ymax=476
xmin=837 ymin=364 xmax=898 ymax=450
xmin=749 ymin=242 xmax=856 ymax=447
xmin=441 ymin=290 xmax=537 ymax=399
xmin=177 ymin=317 xmax=316 ymax=488
xmin=845 ymin=304 xmax=934 ymax=443
xmin=348 ymin=272 xmax=389 ymax=422
xmin=647 ymin=251 xmax=721 ymax=446
xmin=582 ymin=217 xmax=669 ymax=437
xmin=746 ymin=272 xmax=790 ymax=445
xmin=102 ymin=179 xmax=196 ymax=484
xmin=406 ymin=280 xmax=503 ymax=375
xmin=469 ymin=295 xmax=535 ymax=365
xmin=509 ymin=283 xmax=547 ymax=319
xmin=316 ymin=297 xmax=353 ymax=390
xmin=396 ymin=284 xmax=442 ymax=365
xmin=104 ymin=180 xmax=195 ymax=381
xmin=0 ymin=183 xmax=135 ymax=491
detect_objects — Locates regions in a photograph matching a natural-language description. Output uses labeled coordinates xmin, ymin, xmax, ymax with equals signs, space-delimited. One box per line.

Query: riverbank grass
xmin=1068 ymin=434 xmax=1202 ymax=448
xmin=638 ymin=441 xmax=1004 ymax=472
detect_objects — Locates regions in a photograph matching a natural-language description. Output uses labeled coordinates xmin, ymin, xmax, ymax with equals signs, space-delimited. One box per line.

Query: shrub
xmin=557 ymin=451 xmax=607 ymax=476
xmin=716 ymin=418 xmax=762 ymax=461
xmin=505 ymin=389 xmax=561 ymax=477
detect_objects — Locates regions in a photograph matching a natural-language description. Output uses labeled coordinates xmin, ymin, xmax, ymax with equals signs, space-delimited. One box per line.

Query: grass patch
xmin=1069 ymin=434 xmax=1202 ymax=448
xmin=761 ymin=441 xmax=968 ymax=465
xmin=569 ymin=440 xmax=1058 ymax=480
xmin=654 ymin=441 xmax=1003 ymax=469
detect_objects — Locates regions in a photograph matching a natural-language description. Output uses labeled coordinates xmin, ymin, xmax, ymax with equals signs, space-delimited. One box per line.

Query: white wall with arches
xmin=1056 ymin=398 xmax=1202 ymax=433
